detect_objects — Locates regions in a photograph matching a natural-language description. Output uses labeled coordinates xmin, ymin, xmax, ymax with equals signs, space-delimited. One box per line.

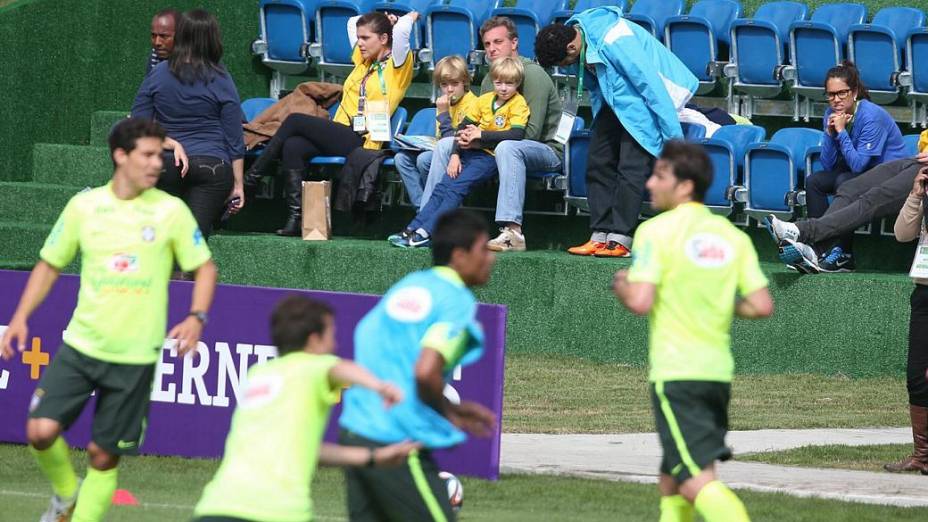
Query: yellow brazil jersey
xmin=464 ymin=92 xmax=530 ymax=154
xmin=434 ymin=91 xmax=478 ymax=137
xmin=194 ymin=353 xmax=341 ymax=522
xmin=334 ymin=46 xmax=414 ymax=150
xmin=919 ymin=129 xmax=927 ymax=153
xmin=39 ymin=183 xmax=212 ymax=365
xmin=626 ymin=203 xmax=768 ymax=383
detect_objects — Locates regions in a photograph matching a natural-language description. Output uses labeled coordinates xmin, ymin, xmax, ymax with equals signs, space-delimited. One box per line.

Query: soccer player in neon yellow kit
xmin=614 ymin=141 xmax=774 ymax=522
xmin=1 ymin=118 xmax=218 ymax=522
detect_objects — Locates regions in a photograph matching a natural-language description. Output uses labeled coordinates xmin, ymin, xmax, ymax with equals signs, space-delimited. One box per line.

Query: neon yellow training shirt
xmin=194 ymin=352 xmax=341 ymax=522
xmin=39 ymin=183 xmax=212 ymax=364
xmin=627 ymin=202 xmax=768 ymax=383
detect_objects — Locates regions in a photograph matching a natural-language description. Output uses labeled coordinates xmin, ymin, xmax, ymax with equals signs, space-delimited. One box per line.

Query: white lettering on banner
xmin=178 ymin=342 xmax=212 ymax=406
xmin=152 ymin=340 xmax=178 ymax=402
xmin=212 ymin=343 xmax=252 ymax=407
xmin=0 ymin=326 xmax=7 ymax=390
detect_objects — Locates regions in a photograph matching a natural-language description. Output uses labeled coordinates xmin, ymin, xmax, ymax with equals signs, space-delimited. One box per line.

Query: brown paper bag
xmin=301 ymin=181 xmax=331 ymax=240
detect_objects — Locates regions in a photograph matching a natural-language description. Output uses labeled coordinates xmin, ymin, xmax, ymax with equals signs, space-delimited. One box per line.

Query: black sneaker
xmin=818 ymin=247 xmax=855 ymax=273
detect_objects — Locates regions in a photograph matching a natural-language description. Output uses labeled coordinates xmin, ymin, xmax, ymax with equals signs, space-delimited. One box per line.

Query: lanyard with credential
xmin=358 ymin=56 xmax=389 ymax=113
xmin=555 ymin=36 xmax=585 ymax=145
xmin=575 ymin=38 xmax=586 ymax=107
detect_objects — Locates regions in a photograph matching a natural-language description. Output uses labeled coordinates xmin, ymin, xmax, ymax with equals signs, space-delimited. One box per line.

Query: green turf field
xmin=504 ymin=355 xmax=908 ymax=433
xmin=1 ymin=445 xmax=924 ymax=522
xmin=741 ymin=444 xmax=920 ymax=473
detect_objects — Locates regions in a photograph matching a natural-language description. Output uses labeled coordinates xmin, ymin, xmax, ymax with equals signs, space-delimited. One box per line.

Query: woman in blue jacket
xmin=808 ymin=61 xmax=907 ymax=271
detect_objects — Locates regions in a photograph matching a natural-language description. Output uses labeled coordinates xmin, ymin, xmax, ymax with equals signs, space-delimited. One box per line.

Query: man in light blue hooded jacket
xmin=536 ymin=7 xmax=698 ymax=258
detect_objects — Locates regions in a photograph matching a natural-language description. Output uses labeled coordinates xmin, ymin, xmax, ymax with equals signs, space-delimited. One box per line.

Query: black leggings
xmin=275 ymin=113 xmax=365 ymax=170
xmin=158 ymin=154 xmax=233 ymax=239
xmin=908 ymin=285 xmax=928 ymax=407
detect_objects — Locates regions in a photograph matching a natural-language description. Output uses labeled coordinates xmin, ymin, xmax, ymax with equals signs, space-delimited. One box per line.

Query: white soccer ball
xmin=438 ymin=471 xmax=463 ymax=512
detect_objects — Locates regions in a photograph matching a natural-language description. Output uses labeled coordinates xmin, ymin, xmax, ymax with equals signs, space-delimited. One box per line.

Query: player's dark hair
xmin=169 ymin=9 xmax=226 ymax=84
xmin=153 ymin=8 xmax=180 ymax=23
xmin=271 ymin=296 xmax=334 ymax=355
xmin=108 ymin=118 xmax=166 ymax=167
xmin=432 ymin=210 xmax=489 ymax=266
xmin=825 ymin=60 xmax=870 ymax=101
xmin=535 ymin=23 xmax=576 ymax=67
xmin=660 ymin=140 xmax=713 ymax=202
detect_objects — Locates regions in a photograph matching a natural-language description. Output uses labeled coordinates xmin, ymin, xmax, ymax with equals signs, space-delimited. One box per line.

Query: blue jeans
xmin=421 ymin=138 xmax=562 ymax=225
xmin=394 ymin=150 xmax=433 ymax=207
xmin=408 ymin=150 xmax=498 ymax=235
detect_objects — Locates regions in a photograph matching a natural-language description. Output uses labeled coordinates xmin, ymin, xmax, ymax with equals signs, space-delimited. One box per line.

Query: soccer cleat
xmin=487 ymin=227 xmax=526 ymax=252
xmin=387 ymin=229 xmax=413 ymax=246
xmin=764 ymin=214 xmax=800 ymax=243
xmin=778 ymin=239 xmax=820 ymax=274
xmin=818 ymin=247 xmax=855 ymax=273
xmin=39 ymin=490 xmax=77 ymax=522
xmin=568 ymin=240 xmax=606 ymax=256
xmin=593 ymin=241 xmax=631 ymax=258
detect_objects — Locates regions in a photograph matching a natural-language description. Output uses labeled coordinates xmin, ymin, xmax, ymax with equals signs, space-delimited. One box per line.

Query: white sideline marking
xmin=0 ymin=489 xmax=347 ymax=520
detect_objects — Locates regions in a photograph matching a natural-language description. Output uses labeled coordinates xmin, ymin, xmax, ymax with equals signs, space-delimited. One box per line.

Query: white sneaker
xmin=39 ymin=490 xmax=77 ymax=522
xmin=764 ymin=214 xmax=800 ymax=243
xmin=487 ymin=227 xmax=526 ymax=252
xmin=779 ymin=239 xmax=821 ymax=274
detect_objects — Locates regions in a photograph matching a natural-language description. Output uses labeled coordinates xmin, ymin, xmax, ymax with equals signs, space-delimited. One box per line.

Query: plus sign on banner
xmin=0 ymin=270 xmax=508 ymax=480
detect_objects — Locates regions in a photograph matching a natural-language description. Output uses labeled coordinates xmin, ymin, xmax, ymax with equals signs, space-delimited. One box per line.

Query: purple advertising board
xmin=0 ymin=270 xmax=507 ymax=480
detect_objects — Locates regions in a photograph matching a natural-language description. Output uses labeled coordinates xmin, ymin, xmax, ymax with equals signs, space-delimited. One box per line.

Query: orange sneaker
xmin=568 ymin=240 xmax=605 ymax=256
xmin=593 ymin=241 xmax=631 ymax=258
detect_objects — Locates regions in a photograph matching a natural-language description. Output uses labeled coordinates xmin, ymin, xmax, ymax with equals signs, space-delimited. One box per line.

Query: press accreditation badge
xmin=910 ymin=234 xmax=928 ymax=279
xmin=366 ymin=100 xmax=391 ymax=142
xmin=353 ymin=115 xmax=367 ymax=132
xmin=554 ymin=111 xmax=576 ymax=145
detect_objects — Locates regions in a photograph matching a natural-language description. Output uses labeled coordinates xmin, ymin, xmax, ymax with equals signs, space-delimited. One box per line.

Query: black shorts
xmin=650 ymin=380 xmax=732 ymax=484
xmin=29 ymin=343 xmax=156 ymax=456
xmin=339 ymin=430 xmax=455 ymax=522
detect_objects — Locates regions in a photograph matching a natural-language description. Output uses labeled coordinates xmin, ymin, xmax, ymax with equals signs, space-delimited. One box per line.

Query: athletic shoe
xmin=568 ymin=240 xmax=606 ymax=256
xmin=487 ymin=227 xmax=526 ymax=252
xmin=391 ymin=231 xmax=431 ymax=249
xmin=764 ymin=214 xmax=800 ymax=243
xmin=778 ymin=239 xmax=820 ymax=274
xmin=387 ymin=229 xmax=413 ymax=246
xmin=818 ymin=247 xmax=855 ymax=273
xmin=39 ymin=484 xmax=79 ymax=522
xmin=593 ymin=241 xmax=631 ymax=258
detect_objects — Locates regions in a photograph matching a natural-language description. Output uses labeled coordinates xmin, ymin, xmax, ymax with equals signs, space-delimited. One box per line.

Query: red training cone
xmin=111 ymin=489 xmax=139 ymax=506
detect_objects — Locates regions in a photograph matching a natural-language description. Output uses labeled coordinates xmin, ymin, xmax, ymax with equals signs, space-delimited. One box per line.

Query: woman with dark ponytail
xmin=807 ymin=60 xmax=908 ymax=272
xmin=244 ymin=11 xmax=419 ymax=236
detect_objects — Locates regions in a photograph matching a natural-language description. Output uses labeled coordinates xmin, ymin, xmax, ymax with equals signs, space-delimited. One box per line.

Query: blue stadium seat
xmin=309 ymin=0 xmax=375 ymax=77
xmin=903 ymin=134 xmax=923 ymax=156
xmin=241 ymin=97 xmax=278 ymax=122
xmin=743 ymin=128 xmax=823 ymax=219
xmin=311 ymin=106 xmax=407 ymax=166
xmin=785 ymin=3 xmax=867 ymax=113
xmin=528 ymin=117 xmax=585 ymax=192
xmin=252 ymin=0 xmax=319 ymax=97
xmin=490 ymin=0 xmax=568 ymax=61
xmin=404 ymin=107 xmax=438 ymax=136
xmin=664 ymin=0 xmax=742 ymax=94
xmin=681 ymin=122 xmax=707 ymax=141
xmin=726 ymin=1 xmax=808 ymax=106
xmin=420 ymin=0 xmax=495 ymax=72
xmin=565 ymin=122 xmax=592 ymax=210
xmin=552 ymin=0 xmax=627 ymax=25
xmin=368 ymin=0 xmax=435 ymax=49
xmin=693 ymin=124 xmax=766 ymax=214
xmin=848 ymin=7 xmax=926 ymax=104
xmin=625 ymin=0 xmax=684 ymax=41
xmin=904 ymin=28 xmax=928 ymax=127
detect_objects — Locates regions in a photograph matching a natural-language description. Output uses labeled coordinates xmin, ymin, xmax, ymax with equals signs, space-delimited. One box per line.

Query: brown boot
xmin=884 ymin=405 xmax=928 ymax=474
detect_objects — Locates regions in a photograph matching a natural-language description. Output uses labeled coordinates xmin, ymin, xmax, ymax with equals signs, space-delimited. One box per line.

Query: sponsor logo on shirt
xmin=385 ymin=286 xmax=433 ymax=322
xmin=240 ymin=375 xmax=283 ymax=409
xmin=684 ymin=233 xmax=733 ymax=268
xmin=142 ymin=226 xmax=156 ymax=242
xmin=494 ymin=115 xmax=506 ymax=128
xmin=193 ymin=229 xmax=204 ymax=246
xmin=108 ymin=253 xmax=139 ymax=273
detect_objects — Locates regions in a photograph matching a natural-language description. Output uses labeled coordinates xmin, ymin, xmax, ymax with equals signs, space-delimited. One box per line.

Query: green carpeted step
xmin=32 ymin=144 xmax=111 ymax=187
xmin=0 ymin=182 xmax=80 ymax=224
xmin=90 ymin=111 xmax=128 ymax=146
xmin=0 ymin=221 xmax=52 ymax=270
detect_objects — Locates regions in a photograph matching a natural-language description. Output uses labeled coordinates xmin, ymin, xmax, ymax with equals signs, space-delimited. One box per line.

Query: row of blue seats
xmin=242 ymin=97 xmax=922 ymax=222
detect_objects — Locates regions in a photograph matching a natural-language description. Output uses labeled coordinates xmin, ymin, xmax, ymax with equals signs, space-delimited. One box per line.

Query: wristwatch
xmin=188 ymin=311 xmax=208 ymax=325
xmin=366 ymin=447 xmax=376 ymax=468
